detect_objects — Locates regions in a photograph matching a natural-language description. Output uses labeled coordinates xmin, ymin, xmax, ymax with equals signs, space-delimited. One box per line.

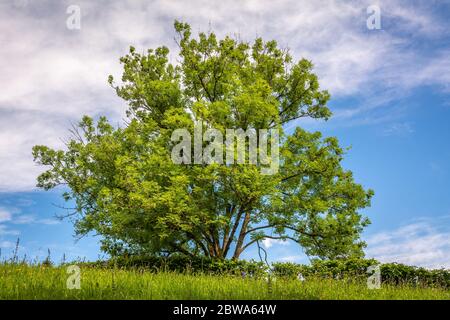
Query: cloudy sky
xmin=0 ymin=0 xmax=449 ymax=268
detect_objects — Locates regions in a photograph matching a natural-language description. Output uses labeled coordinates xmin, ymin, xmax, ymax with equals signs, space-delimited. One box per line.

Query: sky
xmin=0 ymin=0 xmax=450 ymax=269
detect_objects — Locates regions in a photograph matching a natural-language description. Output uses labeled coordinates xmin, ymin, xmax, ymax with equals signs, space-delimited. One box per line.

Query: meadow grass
xmin=0 ymin=263 xmax=449 ymax=300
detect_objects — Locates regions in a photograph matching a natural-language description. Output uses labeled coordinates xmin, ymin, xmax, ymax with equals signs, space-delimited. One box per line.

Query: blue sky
xmin=0 ymin=0 xmax=449 ymax=268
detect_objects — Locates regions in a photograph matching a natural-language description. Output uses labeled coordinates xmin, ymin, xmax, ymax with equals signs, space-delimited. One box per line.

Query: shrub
xmin=84 ymin=256 xmax=450 ymax=288
xmin=272 ymin=258 xmax=450 ymax=288
xmin=85 ymin=255 xmax=268 ymax=277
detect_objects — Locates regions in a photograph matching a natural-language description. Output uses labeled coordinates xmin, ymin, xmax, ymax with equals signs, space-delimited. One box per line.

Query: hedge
xmin=272 ymin=258 xmax=450 ymax=288
xmin=85 ymin=255 xmax=268 ymax=276
xmin=83 ymin=256 xmax=450 ymax=288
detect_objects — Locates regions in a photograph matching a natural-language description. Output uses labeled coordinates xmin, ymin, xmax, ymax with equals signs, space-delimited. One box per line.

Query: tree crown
xmin=33 ymin=21 xmax=373 ymax=260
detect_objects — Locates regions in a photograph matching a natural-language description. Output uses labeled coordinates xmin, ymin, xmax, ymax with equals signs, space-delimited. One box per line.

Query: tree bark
xmin=232 ymin=211 xmax=251 ymax=259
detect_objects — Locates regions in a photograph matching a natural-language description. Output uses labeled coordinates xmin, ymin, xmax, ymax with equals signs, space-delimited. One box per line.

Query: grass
xmin=0 ymin=263 xmax=449 ymax=300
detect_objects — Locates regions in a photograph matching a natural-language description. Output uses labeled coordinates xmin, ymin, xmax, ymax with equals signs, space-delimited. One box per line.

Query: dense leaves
xmin=33 ymin=21 xmax=373 ymax=260
xmin=87 ymin=255 xmax=267 ymax=276
xmin=272 ymin=259 xmax=450 ymax=288
xmin=82 ymin=256 xmax=450 ymax=289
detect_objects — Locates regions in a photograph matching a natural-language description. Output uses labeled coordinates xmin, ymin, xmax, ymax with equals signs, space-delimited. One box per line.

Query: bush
xmin=272 ymin=258 xmax=450 ymax=288
xmin=85 ymin=255 xmax=268 ymax=277
xmin=271 ymin=262 xmax=307 ymax=278
xmin=381 ymin=263 xmax=450 ymax=288
xmin=84 ymin=256 xmax=450 ymax=288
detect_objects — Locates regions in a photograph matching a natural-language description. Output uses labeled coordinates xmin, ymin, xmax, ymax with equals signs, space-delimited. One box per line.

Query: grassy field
xmin=0 ymin=263 xmax=449 ymax=300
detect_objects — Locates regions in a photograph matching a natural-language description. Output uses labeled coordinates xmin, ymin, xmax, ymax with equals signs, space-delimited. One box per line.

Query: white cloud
xmin=262 ymin=237 xmax=289 ymax=249
xmin=0 ymin=208 xmax=20 ymax=240
xmin=0 ymin=225 xmax=20 ymax=237
xmin=0 ymin=240 xmax=17 ymax=249
xmin=0 ymin=205 xmax=59 ymax=239
xmin=0 ymin=0 xmax=449 ymax=192
xmin=10 ymin=214 xmax=60 ymax=225
xmin=38 ymin=218 xmax=61 ymax=225
xmin=11 ymin=215 xmax=35 ymax=224
xmin=366 ymin=218 xmax=450 ymax=269
xmin=382 ymin=122 xmax=414 ymax=136
xmin=0 ymin=208 xmax=12 ymax=223
xmin=279 ymin=255 xmax=304 ymax=263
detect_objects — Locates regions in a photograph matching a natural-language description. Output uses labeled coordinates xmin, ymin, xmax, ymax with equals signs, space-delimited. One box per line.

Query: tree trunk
xmin=232 ymin=212 xmax=250 ymax=259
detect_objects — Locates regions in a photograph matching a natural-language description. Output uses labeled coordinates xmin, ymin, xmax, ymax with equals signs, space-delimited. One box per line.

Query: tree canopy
xmin=32 ymin=21 xmax=373 ymax=260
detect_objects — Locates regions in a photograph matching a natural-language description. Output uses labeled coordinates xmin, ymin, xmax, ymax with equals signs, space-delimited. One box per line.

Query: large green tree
xmin=33 ymin=21 xmax=373 ymax=260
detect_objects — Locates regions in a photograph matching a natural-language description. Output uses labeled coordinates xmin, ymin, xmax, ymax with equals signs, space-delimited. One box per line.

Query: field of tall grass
xmin=0 ymin=263 xmax=449 ymax=300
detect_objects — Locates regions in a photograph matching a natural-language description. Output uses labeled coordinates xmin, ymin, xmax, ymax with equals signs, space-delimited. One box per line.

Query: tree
xmin=32 ymin=21 xmax=374 ymax=260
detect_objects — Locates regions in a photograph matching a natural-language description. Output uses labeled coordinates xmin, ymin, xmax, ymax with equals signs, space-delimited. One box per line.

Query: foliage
xmin=272 ymin=259 xmax=450 ymax=288
xmin=83 ymin=256 xmax=450 ymax=289
xmin=86 ymin=255 xmax=268 ymax=276
xmin=32 ymin=21 xmax=373 ymax=260
xmin=381 ymin=263 xmax=450 ymax=288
